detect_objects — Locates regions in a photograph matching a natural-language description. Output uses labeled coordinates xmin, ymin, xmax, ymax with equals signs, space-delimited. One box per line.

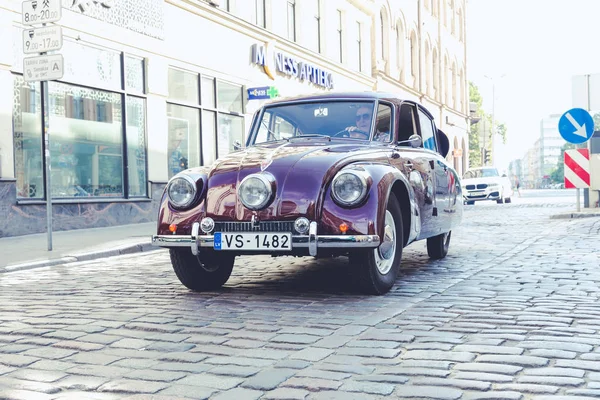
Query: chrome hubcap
xmin=375 ymin=210 xmax=396 ymax=275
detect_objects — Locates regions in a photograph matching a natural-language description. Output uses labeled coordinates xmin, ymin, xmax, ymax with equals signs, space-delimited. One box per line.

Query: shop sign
xmin=247 ymin=86 xmax=279 ymax=100
xmin=251 ymin=43 xmax=334 ymax=90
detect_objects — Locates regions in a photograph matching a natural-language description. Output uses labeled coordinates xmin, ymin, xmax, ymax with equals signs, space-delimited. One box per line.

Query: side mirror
xmin=398 ymin=134 xmax=422 ymax=148
xmin=233 ymin=140 xmax=243 ymax=151
xmin=436 ymin=129 xmax=450 ymax=158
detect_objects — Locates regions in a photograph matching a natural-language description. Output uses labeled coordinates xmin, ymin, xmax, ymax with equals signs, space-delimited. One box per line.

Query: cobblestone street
xmin=1 ymin=192 xmax=600 ymax=400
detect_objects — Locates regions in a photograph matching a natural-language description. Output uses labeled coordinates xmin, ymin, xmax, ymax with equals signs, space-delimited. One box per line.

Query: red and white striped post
xmin=564 ymin=148 xmax=591 ymax=211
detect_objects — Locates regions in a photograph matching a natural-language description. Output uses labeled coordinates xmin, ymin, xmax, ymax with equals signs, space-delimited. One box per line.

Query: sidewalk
xmin=0 ymin=222 xmax=161 ymax=273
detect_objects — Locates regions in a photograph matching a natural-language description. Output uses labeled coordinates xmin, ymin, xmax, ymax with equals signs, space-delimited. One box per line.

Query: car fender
xmin=320 ymin=163 xmax=420 ymax=246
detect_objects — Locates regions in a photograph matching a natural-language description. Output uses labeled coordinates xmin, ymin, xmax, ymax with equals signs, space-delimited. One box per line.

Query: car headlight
xmin=331 ymin=170 xmax=369 ymax=206
xmin=167 ymin=175 xmax=197 ymax=208
xmin=238 ymin=173 xmax=274 ymax=210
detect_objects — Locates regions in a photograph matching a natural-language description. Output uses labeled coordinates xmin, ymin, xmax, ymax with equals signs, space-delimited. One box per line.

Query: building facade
xmin=539 ymin=114 xmax=563 ymax=185
xmin=0 ymin=0 xmax=469 ymax=238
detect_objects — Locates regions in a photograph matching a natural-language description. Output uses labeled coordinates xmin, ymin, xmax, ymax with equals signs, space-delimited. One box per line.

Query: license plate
xmin=213 ymin=232 xmax=292 ymax=251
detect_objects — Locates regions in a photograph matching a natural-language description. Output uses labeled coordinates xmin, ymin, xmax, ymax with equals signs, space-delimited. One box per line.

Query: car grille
xmin=477 ymin=184 xmax=488 ymax=189
xmin=466 ymin=185 xmax=475 ymax=190
xmin=213 ymin=221 xmax=295 ymax=233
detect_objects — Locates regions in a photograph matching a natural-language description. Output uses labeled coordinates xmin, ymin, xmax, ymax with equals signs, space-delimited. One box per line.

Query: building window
xmin=355 ymin=21 xmax=362 ymax=72
xmin=314 ymin=0 xmax=321 ymax=53
xmin=396 ymin=21 xmax=404 ymax=81
xmin=433 ymin=48 xmax=439 ymax=100
xmin=458 ymin=8 xmax=464 ymax=41
xmin=287 ymin=0 xmax=296 ymax=42
xmin=451 ymin=62 xmax=457 ymax=108
xmin=336 ymin=10 xmax=343 ymax=63
xmin=12 ymin=47 xmax=147 ymax=200
xmin=255 ymin=0 xmax=265 ymax=28
xmin=380 ymin=11 xmax=386 ymax=61
xmin=410 ymin=31 xmax=418 ymax=83
xmin=167 ymin=68 xmax=244 ymax=179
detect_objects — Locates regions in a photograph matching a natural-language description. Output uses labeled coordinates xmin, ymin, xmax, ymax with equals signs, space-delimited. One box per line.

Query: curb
xmin=0 ymin=242 xmax=161 ymax=274
xmin=550 ymin=212 xmax=600 ymax=219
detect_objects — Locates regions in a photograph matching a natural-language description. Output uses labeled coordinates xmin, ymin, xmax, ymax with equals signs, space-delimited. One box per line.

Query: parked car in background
xmin=462 ymin=167 xmax=514 ymax=205
xmin=152 ymin=92 xmax=464 ymax=295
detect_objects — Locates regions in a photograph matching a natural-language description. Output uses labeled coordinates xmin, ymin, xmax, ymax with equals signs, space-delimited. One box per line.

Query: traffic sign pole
xmin=42 ymin=79 xmax=52 ymax=250
xmin=22 ymin=0 xmax=63 ymax=251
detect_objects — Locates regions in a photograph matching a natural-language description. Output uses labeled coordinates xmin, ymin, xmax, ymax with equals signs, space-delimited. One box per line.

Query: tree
xmin=468 ymin=81 xmax=508 ymax=167
xmin=468 ymin=82 xmax=483 ymax=168
xmin=496 ymin=123 xmax=507 ymax=145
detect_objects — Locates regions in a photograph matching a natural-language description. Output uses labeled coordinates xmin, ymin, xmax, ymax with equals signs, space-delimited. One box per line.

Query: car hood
xmin=200 ymin=139 xmax=388 ymax=221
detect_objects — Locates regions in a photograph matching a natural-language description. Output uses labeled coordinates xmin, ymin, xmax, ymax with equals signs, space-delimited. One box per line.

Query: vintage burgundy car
xmin=152 ymin=92 xmax=463 ymax=295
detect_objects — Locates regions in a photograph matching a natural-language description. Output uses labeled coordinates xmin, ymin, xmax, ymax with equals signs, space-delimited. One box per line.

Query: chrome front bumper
xmin=151 ymin=221 xmax=380 ymax=257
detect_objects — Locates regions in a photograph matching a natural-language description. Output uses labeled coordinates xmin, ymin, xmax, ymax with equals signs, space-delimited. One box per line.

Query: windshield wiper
xmin=261 ymin=120 xmax=288 ymax=142
xmin=288 ymin=134 xmax=331 ymax=142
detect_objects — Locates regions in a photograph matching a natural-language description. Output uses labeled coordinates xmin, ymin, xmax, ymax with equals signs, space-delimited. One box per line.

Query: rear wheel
xmin=170 ymin=249 xmax=235 ymax=291
xmin=349 ymin=193 xmax=403 ymax=295
xmin=427 ymin=231 xmax=451 ymax=259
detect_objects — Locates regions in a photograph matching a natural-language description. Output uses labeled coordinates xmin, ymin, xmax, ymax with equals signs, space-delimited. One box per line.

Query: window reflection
xmin=217 ymin=114 xmax=244 ymax=157
xmin=48 ymin=82 xmax=124 ymax=198
xmin=167 ymin=104 xmax=200 ymax=179
xmin=13 ymin=77 xmax=43 ymax=198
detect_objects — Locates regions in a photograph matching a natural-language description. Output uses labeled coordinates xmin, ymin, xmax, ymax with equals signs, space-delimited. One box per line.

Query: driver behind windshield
xmin=344 ymin=106 xmax=372 ymax=139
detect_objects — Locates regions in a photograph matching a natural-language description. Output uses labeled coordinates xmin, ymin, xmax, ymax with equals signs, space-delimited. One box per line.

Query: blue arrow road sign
xmin=558 ymin=108 xmax=595 ymax=144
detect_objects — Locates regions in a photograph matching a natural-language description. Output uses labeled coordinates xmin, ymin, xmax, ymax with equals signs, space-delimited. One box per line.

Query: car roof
xmin=266 ymin=91 xmax=433 ymax=118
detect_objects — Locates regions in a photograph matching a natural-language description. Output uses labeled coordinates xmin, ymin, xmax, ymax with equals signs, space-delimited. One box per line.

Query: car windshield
xmin=463 ymin=168 xmax=499 ymax=179
xmin=251 ymin=100 xmax=376 ymax=145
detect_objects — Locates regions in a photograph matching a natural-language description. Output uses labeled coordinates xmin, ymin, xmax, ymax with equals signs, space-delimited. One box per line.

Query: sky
xmin=467 ymin=0 xmax=600 ymax=171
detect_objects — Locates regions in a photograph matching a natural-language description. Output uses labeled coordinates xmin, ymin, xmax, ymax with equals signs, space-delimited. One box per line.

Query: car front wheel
xmin=350 ymin=193 xmax=403 ymax=295
xmin=170 ymin=249 xmax=235 ymax=291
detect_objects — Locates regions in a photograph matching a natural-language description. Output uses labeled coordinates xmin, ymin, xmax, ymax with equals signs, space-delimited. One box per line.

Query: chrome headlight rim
xmin=167 ymin=174 xmax=198 ymax=209
xmin=238 ymin=172 xmax=275 ymax=211
xmin=331 ymin=169 xmax=370 ymax=207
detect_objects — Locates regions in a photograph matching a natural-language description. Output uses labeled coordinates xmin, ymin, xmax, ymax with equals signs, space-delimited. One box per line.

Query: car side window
xmin=398 ymin=103 xmax=418 ymax=145
xmin=374 ymin=103 xmax=392 ymax=142
xmin=417 ymin=109 xmax=437 ymax=151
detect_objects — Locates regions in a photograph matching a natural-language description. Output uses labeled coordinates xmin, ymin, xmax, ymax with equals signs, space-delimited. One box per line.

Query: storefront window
xmin=125 ymin=56 xmax=145 ymax=94
xmin=167 ymin=104 xmax=201 ymax=179
xmin=127 ymin=96 xmax=147 ymax=196
xmin=168 ymin=68 xmax=244 ymax=172
xmin=12 ymin=43 xmax=147 ymax=201
xmin=168 ymin=68 xmax=198 ymax=104
xmin=202 ymin=110 xmax=217 ymax=166
xmin=13 ymin=77 xmax=43 ymax=198
xmin=202 ymin=77 xmax=215 ymax=108
xmin=217 ymin=114 xmax=244 ymax=158
xmin=48 ymin=82 xmax=123 ymax=198
xmin=217 ymin=81 xmax=243 ymax=114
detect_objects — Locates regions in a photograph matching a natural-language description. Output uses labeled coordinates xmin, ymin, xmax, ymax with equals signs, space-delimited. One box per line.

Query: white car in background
xmin=462 ymin=167 xmax=514 ymax=205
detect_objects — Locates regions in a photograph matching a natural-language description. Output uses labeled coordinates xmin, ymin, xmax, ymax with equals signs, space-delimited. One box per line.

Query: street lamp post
xmin=483 ymin=74 xmax=506 ymax=166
